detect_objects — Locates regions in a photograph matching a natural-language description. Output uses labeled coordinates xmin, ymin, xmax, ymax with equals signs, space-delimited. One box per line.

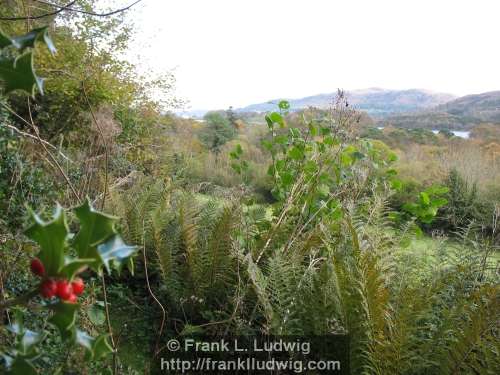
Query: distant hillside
xmin=379 ymin=111 xmax=480 ymax=130
xmin=237 ymin=88 xmax=456 ymax=117
xmin=379 ymin=91 xmax=500 ymax=130
xmin=185 ymin=90 xmax=500 ymax=131
xmin=435 ymin=91 xmax=500 ymax=123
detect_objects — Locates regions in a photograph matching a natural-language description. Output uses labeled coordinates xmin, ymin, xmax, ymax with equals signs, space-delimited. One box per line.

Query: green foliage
xmin=2 ymin=312 xmax=46 ymax=375
xmin=1 ymin=201 xmax=137 ymax=373
xmin=0 ymin=120 xmax=56 ymax=230
xmin=25 ymin=200 xmax=137 ymax=278
xmin=1 ymin=7 xmax=498 ymax=373
xmin=361 ymin=126 xmax=440 ymax=148
xmin=0 ymin=7 xmax=152 ymax=374
xmin=199 ymin=111 xmax=237 ymax=154
xmin=229 ymin=143 xmax=249 ymax=181
xmin=402 ymin=185 xmax=449 ymax=224
xmin=438 ymin=168 xmax=484 ymax=231
xmin=0 ymin=52 xmax=42 ymax=95
xmin=95 ymin=92 xmax=500 ymax=375
xmin=25 ymin=205 xmax=69 ymax=277
xmin=0 ymin=26 xmax=54 ymax=96
xmin=110 ymin=181 xmax=240 ymax=327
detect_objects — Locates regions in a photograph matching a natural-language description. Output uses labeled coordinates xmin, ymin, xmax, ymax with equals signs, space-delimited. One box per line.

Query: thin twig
xmin=0 ymin=289 xmax=39 ymax=310
xmin=0 ymin=0 xmax=143 ymax=21
xmin=21 ymin=99 xmax=80 ymax=202
xmin=81 ymin=81 xmax=118 ymax=373
xmin=142 ymin=220 xmax=167 ymax=358
xmin=0 ymin=115 xmax=73 ymax=162
xmin=35 ymin=0 xmax=143 ymax=17
xmin=0 ymin=0 xmax=77 ymax=20
xmin=255 ymin=173 xmax=306 ymax=264
xmin=99 ymin=274 xmax=118 ymax=374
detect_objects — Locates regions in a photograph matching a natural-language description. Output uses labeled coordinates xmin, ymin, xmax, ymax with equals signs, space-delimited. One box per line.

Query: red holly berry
xmin=67 ymin=294 xmax=78 ymax=304
xmin=71 ymin=278 xmax=85 ymax=296
xmin=30 ymin=258 xmax=45 ymax=277
xmin=56 ymin=280 xmax=73 ymax=301
xmin=40 ymin=279 xmax=57 ymax=298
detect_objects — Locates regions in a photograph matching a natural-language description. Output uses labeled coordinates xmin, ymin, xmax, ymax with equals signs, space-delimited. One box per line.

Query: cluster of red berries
xmin=30 ymin=258 xmax=85 ymax=303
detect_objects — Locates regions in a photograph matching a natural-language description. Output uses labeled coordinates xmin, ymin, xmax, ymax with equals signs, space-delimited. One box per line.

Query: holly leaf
xmin=0 ymin=52 xmax=44 ymax=95
xmin=13 ymin=26 xmax=56 ymax=55
xmin=59 ymin=257 xmax=92 ymax=280
xmin=96 ymin=235 xmax=137 ymax=274
xmin=0 ymin=28 xmax=13 ymax=48
xmin=76 ymin=331 xmax=113 ymax=361
xmin=3 ymin=356 xmax=37 ymax=375
xmin=17 ymin=330 xmax=45 ymax=356
xmin=7 ymin=317 xmax=46 ymax=356
xmin=25 ymin=204 xmax=68 ymax=276
xmin=73 ymin=199 xmax=118 ymax=259
xmin=48 ymin=302 xmax=79 ymax=340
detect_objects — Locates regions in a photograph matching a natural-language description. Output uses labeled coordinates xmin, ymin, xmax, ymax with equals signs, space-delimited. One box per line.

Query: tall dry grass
xmin=396 ymin=139 xmax=500 ymax=193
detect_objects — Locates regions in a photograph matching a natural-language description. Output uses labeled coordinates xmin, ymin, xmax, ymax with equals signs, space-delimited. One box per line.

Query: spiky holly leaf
xmin=0 ymin=52 xmax=43 ymax=95
xmin=48 ymin=302 xmax=79 ymax=340
xmin=96 ymin=235 xmax=137 ymax=274
xmin=73 ymin=199 xmax=118 ymax=259
xmin=25 ymin=205 xmax=68 ymax=276
xmin=7 ymin=316 xmax=46 ymax=356
xmin=3 ymin=316 xmax=44 ymax=375
xmin=75 ymin=331 xmax=113 ymax=361
xmin=13 ymin=330 xmax=45 ymax=358
xmin=13 ymin=26 xmax=56 ymax=55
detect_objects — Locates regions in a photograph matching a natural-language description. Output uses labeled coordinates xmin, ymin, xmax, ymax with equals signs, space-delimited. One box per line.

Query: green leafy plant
xmin=402 ymin=185 xmax=449 ymax=224
xmin=0 ymin=25 xmax=138 ymax=374
xmin=229 ymin=143 xmax=249 ymax=182
xmin=199 ymin=111 xmax=237 ymax=155
xmin=1 ymin=201 xmax=137 ymax=373
xmin=106 ymin=98 xmax=499 ymax=374
xmin=0 ymin=26 xmax=55 ymax=96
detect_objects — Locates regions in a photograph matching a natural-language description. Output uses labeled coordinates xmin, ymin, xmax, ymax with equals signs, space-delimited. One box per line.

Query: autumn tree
xmin=199 ymin=111 xmax=236 ymax=156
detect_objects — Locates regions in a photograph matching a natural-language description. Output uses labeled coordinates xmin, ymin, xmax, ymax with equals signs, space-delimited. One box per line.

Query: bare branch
xmin=0 ymin=0 xmax=143 ymax=21
xmin=35 ymin=0 xmax=144 ymax=17
xmin=0 ymin=120 xmax=73 ymax=162
xmin=0 ymin=1 xmax=77 ymax=21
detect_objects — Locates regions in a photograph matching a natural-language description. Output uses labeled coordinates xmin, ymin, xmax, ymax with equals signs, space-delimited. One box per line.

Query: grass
xmin=396 ymin=234 xmax=499 ymax=273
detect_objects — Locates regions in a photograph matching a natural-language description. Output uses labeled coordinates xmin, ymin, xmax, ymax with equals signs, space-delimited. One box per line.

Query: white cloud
xmin=128 ymin=0 xmax=500 ymax=110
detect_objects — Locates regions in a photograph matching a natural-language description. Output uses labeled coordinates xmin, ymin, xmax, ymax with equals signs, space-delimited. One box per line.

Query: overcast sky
xmin=127 ymin=0 xmax=499 ymax=110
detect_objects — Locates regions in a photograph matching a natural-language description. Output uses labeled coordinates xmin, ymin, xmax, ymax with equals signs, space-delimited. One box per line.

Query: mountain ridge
xmin=181 ymin=89 xmax=500 ymax=131
xmin=379 ymin=91 xmax=500 ymax=130
xmin=235 ymin=88 xmax=457 ymax=117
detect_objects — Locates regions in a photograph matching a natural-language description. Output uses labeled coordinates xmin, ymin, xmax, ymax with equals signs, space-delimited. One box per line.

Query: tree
xmin=439 ymin=168 xmax=482 ymax=230
xmin=226 ymin=106 xmax=237 ymax=127
xmin=199 ymin=111 xmax=236 ymax=155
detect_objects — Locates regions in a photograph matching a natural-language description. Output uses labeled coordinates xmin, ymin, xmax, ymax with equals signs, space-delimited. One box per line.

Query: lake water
xmin=431 ymin=130 xmax=470 ymax=139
